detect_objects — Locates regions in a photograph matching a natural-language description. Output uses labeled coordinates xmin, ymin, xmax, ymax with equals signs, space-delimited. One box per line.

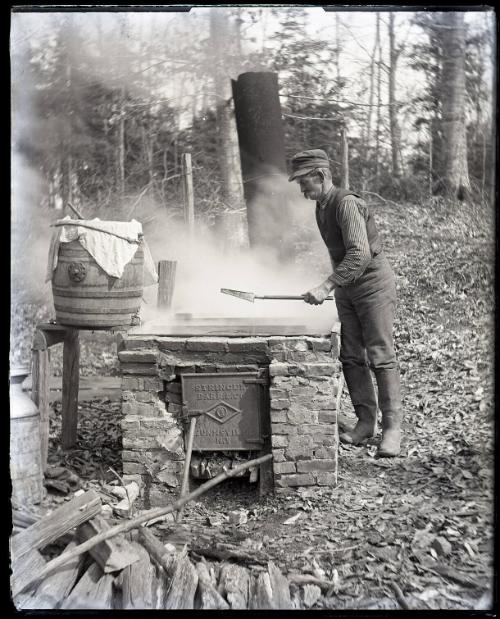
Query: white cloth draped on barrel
xmin=46 ymin=217 xmax=158 ymax=285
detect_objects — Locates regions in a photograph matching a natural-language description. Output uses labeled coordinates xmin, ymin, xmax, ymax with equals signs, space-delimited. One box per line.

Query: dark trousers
xmin=334 ymin=252 xmax=397 ymax=372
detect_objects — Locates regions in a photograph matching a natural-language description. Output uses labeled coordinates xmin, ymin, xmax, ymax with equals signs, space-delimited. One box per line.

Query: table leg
xmin=62 ymin=328 xmax=80 ymax=449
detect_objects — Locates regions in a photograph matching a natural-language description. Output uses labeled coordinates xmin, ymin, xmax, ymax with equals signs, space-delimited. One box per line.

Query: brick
xmin=273 ymin=461 xmax=296 ymax=474
xmin=270 ymin=351 xmax=287 ymax=362
xmin=122 ymin=461 xmax=146 ymax=474
xmin=123 ymin=436 xmax=162 ymax=450
xmin=271 ymin=435 xmax=288 ymax=448
xmin=271 ymin=423 xmax=297 ymax=435
xmin=140 ymin=418 xmax=177 ymax=431
xmin=316 ymin=472 xmax=337 ymax=486
xmin=268 ymin=337 xmax=306 ymax=349
xmin=195 ymin=364 xmax=218 ymax=373
xmin=186 ymin=338 xmax=228 ymax=352
xmin=121 ymin=363 xmax=158 ymax=376
xmin=296 ymin=459 xmax=337 ymax=473
xmin=275 ymin=473 xmax=315 ymax=487
xmin=313 ymin=399 xmax=335 ymax=410
xmin=118 ymin=337 xmax=151 ymax=351
xmin=270 ymin=410 xmax=287 ymax=423
xmin=303 ymin=363 xmax=338 ymax=377
xmin=287 ymin=363 xmax=303 ymax=376
xmin=269 ymin=362 xmax=289 ymax=377
xmin=272 ymin=449 xmax=286 ymax=462
xmin=118 ymin=350 xmax=158 ymax=363
xmin=314 ymin=446 xmax=338 ymax=459
xmin=157 ymin=338 xmax=187 ymax=351
xmin=270 ymin=398 xmax=290 ymax=410
xmin=134 ymin=390 xmax=160 ymax=403
xmin=272 ymin=376 xmax=298 ymax=387
xmin=318 ymin=412 xmax=337 ymax=424
xmin=121 ymin=376 xmax=144 ymax=391
xmin=215 ymin=364 xmax=260 ymax=373
xmin=121 ymin=417 xmax=140 ymax=431
xmin=155 ymin=470 xmax=181 ymax=487
xmin=269 ymin=388 xmax=289 ymax=399
xmin=144 ymin=376 xmax=164 ymax=391
xmin=121 ymin=474 xmax=144 ymax=490
xmin=227 ymin=338 xmax=269 ymax=353
xmin=122 ymin=450 xmax=175 ymax=468
xmin=285 ymin=435 xmax=314 ymax=459
xmin=330 ymin=334 xmax=340 ymax=358
xmin=306 ymin=337 xmax=331 ymax=352
xmin=123 ymin=400 xmax=156 ymax=417
xmin=289 ymin=386 xmax=318 ymax=397
xmin=287 ymin=408 xmax=318 ymax=425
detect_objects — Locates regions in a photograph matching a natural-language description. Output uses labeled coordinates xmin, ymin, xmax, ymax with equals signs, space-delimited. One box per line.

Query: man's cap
xmin=288 ymin=149 xmax=330 ymax=181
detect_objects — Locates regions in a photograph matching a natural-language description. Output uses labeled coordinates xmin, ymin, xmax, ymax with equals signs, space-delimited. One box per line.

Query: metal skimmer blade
xmin=220 ymin=288 xmax=256 ymax=303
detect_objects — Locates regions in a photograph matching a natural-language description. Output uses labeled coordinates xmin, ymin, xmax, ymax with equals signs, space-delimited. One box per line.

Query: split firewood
xmin=121 ymin=542 xmax=159 ymax=609
xmin=15 ymin=541 xmax=86 ymax=609
xmin=10 ymin=489 xmax=101 ymax=563
xmin=218 ymin=563 xmax=251 ymax=609
xmin=76 ymin=516 xmax=141 ymax=573
xmin=60 ymin=562 xmax=114 ymax=610
xmin=18 ymin=453 xmax=272 ymax=595
xmin=268 ymin=561 xmax=292 ymax=609
xmin=431 ymin=563 xmax=482 ymax=589
xmin=390 ymin=582 xmax=411 ymax=610
xmin=137 ymin=527 xmax=176 ymax=576
xmin=163 ymin=547 xmax=199 ymax=610
xmin=11 ymin=548 xmax=46 ymax=600
xmin=12 ymin=509 xmax=38 ymax=529
xmin=250 ymin=571 xmax=274 ymax=609
xmin=194 ymin=560 xmax=230 ymax=610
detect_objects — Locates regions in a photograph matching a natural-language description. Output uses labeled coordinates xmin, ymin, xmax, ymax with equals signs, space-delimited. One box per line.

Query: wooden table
xmin=31 ymin=322 xmax=123 ymax=472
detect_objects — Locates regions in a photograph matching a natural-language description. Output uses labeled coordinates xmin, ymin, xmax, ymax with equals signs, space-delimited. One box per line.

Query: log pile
xmin=10 ymin=453 xmax=323 ymax=609
xmin=11 ymin=493 xmax=308 ymax=610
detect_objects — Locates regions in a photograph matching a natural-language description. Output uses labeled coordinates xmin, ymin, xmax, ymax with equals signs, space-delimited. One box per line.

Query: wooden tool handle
xmin=258 ymin=295 xmax=334 ymax=301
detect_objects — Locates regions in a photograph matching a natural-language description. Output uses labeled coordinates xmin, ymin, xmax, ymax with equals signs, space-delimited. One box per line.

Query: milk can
xmin=10 ymin=367 xmax=45 ymax=505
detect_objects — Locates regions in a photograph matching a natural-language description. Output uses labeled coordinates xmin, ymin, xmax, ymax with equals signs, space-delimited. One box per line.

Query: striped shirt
xmin=318 ymin=186 xmax=372 ymax=287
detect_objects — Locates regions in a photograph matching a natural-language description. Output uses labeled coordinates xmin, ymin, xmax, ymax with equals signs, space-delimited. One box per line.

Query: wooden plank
xmin=62 ymin=328 xmax=80 ymax=449
xmin=31 ymin=347 xmax=50 ymax=472
xmin=157 ymin=260 xmax=177 ymax=308
xmin=17 ymin=540 xmax=86 ymax=609
xmin=10 ymin=490 xmax=101 ymax=562
xmin=10 ymin=548 xmax=46 ymax=599
xmin=218 ymin=563 xmax=251 ymax=609
xmin=164 ymin=548 xmax=198 ymax=610
xmin=76 ymin=516 xmax=141 ymax=574
xmin=121 ymin=541 xmax=158 ymax=609
xmin=195 ymin=560 xmax=230 ymax=610
xmin=60 ymin=562 xmax=114 ymax=610
xmin=176 ymin=415 xmax=197 ymax=522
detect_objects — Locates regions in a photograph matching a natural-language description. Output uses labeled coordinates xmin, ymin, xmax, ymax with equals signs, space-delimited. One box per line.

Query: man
xmin=288 ymin=148 xmax=402 ymax=457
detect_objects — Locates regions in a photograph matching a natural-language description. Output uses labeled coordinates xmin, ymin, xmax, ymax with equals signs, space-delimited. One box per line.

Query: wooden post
xmin=62 ymin=328 xmax=80 ymax=449
xmin=340 ymin=127 xmax=349 ymax=190
xmin=157 ymin=260 xmax=177 ymax=309
xmin=31 ymin=347 xmax=50 ymax=473
xmin=182 ymin=153 xmax=195 ymax=238
xmin=176 ymin=416 xmax=197 ymax=523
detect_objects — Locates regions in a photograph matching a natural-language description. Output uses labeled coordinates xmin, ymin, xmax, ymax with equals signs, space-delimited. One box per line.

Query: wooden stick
xmin=157 ymin=260 xmax=177 ymax=309
xmin=61 ymin=328 xmax=80 ymax=449
xmin=18 ymin=453 xmax=273 ymax=594
xmin=390 ymin=581 xmax=411 ymax=610
xmin=31 ymin=343 xmax=50 ymax=473
xmin=176 ymin=416 xmax=197 ymax=523
xmin=67 ymin=201 xmax=84 ymax=220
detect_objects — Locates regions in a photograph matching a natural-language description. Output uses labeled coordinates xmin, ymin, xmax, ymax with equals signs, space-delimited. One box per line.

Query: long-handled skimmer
xmin=220 ymin=288 xmax=334 ymax=303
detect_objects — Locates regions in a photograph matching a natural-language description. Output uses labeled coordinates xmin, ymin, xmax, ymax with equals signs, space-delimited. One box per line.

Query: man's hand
xmin=302 ymin=282 xmax=333 ymax=305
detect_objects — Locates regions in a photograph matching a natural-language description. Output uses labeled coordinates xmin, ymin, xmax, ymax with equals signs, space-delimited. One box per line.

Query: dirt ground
xmin=12 ymin=196 xmax=495 ymax=610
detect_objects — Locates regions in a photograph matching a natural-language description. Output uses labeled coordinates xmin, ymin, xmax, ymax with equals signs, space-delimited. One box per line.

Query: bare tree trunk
xmin=209 ymin=9 xmax=247 ymax=249
xmin=439 ymin=12 xmax=471 ymax=200
xmin=388 ymin=12 xmax=402 ymax=179
xmin=375 ymin=13 xmax=382 ymax=190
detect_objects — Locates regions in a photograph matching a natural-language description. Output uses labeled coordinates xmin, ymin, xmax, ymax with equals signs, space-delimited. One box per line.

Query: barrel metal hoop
xmin=52 ymin=287 xmax=143 ymax=299
xmin=53 ymin=304 xmax=140 ymax=314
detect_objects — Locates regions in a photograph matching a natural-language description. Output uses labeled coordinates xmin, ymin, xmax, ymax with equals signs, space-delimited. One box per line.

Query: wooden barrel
xmin=10 ymin=369 xmax=44 ymax=505
xmin=52 ymin=240 xmax=144 ymax=328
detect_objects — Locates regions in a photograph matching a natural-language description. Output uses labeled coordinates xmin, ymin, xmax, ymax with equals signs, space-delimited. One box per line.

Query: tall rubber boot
xmin=339 ymin=365 xmax=378 ymax=445
xmin=375 ymin=368 xmax=402 ymax=457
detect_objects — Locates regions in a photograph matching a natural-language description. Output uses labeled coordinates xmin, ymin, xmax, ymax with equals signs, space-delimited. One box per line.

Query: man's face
xmin=297 ymin=172 xmax=323 ymax=201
